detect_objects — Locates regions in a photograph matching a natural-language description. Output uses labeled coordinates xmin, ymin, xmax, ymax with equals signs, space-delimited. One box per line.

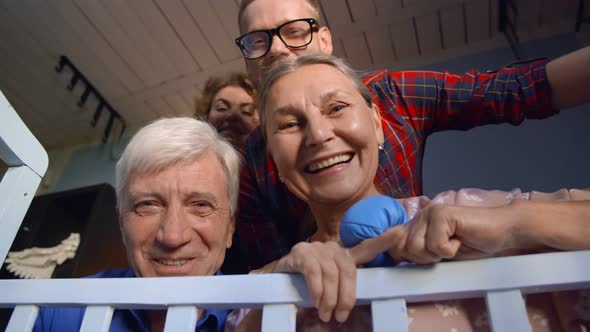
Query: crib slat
xmin=371 ymin=298 xmax=408 ymax=332
xmin=485 ymin=289 xmax=531 ymax=332
xmin=0 ymin=91 xmax=48 ymax=176
xmin=5 ymin=305 xmax=39 ymax=332
xmin=262 ymin=304 xmax=296 ymax=332
xmin=163 ymin=305 xmax=199 ymax=332
xmin=80 ymin=305 xmax=114 ymax=332
xmin=0 ymin=90 xmax=48 ymax=264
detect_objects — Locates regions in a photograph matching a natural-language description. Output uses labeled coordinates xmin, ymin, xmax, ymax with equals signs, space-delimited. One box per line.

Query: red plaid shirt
xmin=225 ymin=59 xmax=557 ymax=272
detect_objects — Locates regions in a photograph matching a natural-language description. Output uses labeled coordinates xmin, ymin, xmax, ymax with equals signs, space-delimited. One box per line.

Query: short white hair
xmin=115 ymin=117 xmax=241 ymax=215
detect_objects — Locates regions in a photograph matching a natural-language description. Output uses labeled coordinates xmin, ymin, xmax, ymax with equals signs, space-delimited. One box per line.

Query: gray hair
xmin=257 ymin=54 xmax=374 ymax=134
xmin=115 ymin=117 xmax=241 ymax=216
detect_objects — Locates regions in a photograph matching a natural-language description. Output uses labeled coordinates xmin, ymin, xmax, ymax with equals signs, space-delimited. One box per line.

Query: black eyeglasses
xmin=235 ymin=18 xmax=319 ymax=60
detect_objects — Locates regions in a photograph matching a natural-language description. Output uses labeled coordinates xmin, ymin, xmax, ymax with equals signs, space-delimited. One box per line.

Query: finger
xmin=384 ymin=228 xmax=410 ymax=263
xmin=334 ymin=251 xmax=357 ymax=323
xmin=441 ymin=238 xmax=462 ymax=258
xmin=291 ymin=245 xmax=324 ymax=308
xmin=274 ymin=242 xmax=307 ymax=273
xmin=350 ymin=226 xmax=406 ymax=266
xmin=397 ymin=249 xmax=442 ymax=264
xmin=404 ymin=221 xmax=443 ymax=264
xmin=425 ymin=217 xmax=461 ymax=259
xmin=317 ymin=257 xmax=339 ymax=322
xmin=302 ymin=261 xmax=323 ymax=308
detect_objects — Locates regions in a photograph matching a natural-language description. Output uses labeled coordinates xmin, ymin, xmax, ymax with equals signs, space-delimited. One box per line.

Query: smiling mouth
xmin=305 ymin=153 xmax=354 ymax=174
xmin=156 ymin=258 xmax=190 ymax=266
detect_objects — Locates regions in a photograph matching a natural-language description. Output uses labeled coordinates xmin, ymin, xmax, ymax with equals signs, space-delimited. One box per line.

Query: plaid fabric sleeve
xmin=373 ymin=58 xmax=557 ymax=135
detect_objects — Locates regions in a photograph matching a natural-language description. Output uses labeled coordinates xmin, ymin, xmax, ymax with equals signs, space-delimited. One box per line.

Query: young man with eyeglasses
xmin=236 ymin=1 xmax=332 ymax=87
xmin=226 ymin=0 xmax=590 ymax=273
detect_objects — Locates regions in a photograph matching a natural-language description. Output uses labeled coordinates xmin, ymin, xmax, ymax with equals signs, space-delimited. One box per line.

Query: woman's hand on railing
xmin=272 ymin=241 xmax=357 ymax=323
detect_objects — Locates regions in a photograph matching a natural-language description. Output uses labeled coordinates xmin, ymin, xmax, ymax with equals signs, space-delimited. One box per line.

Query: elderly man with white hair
xmin=33 ymin=117 xmax=241 ymax=332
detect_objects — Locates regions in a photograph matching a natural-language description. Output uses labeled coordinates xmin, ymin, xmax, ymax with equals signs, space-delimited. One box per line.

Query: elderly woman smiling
xmin=233 ymin=54 xmax=590 ymax=331
xmin=233 ymin=53 xmax=381 ymax=331
xmin=257 ymin=54 xmax=390 ymax=330
xmin=260 ymin=55 xmax=384 ymax=243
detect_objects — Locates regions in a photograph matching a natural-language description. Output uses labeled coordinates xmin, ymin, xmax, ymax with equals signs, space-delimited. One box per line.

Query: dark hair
xmin=194 ymin=72 xmax=256 ymax=117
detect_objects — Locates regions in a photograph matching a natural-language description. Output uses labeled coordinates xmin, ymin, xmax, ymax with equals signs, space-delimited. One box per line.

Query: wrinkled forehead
xmin=239 ymin=0 xmax=319 ymax=33
xmin=264 ymin=64 xmax=357 ymax=112
xmin=125 ymin=154 xmax=227 ymax=194
xmin=213 ymin=85 xmax=255 ymax=103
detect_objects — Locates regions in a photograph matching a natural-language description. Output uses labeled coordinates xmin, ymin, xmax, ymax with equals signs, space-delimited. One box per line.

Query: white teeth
xmin=308 ymin=154 xmax=352 ymax=172
xmin=158 ymin=259 xmax=188 ymax=266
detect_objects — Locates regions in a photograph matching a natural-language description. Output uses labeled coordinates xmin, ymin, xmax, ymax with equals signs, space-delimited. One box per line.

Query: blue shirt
xmin=33 ymin=268 xmax=231 ymax=332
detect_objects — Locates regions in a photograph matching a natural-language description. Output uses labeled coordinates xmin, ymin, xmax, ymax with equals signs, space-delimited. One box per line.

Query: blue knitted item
xmin=340 ymin=195 xmax=409 ymax=267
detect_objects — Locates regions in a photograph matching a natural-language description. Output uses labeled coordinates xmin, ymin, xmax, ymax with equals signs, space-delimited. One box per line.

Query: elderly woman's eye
xmin=330 ymin=104 xmax=347 ymax=113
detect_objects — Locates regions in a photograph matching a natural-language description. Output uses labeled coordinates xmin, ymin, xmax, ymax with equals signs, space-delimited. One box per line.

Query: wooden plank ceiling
xmin=0 ymin=0 xmax=582 ymax=149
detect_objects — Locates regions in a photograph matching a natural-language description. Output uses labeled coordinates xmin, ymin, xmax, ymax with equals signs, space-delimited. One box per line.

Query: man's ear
xmin=372 ymin=103 xmax=384 ymax=145
xmin=226 ymin=216 xmax=236 ymax=249
xmin=318 ymin=26 xmax=333 ymax=55
xmin=116 ymin=207 xmax=123 ymax=229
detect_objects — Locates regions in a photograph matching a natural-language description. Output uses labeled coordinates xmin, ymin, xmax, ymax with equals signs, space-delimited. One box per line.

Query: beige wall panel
xmin=210 ymin=0 xmax=241 ymax=39
xmin=99 ymin=0 xmax=179 ymax=81
xmin=465 ymin=0 xmax=491 ymax=43
xmin=390 ymin=19 xmax=420 ymax=61
xmin=155 ymin=0 xmax=220 ymax=69
xmin=440 ymin=5 xmax=465 ymax=50
xmin=127 ymin=0 xmax=200 ymax=74
xmin=415 ymin=12 xmax=442 ymax=55
xmin=74 ymin=0 xmax=161 ymax=87
xmin=366 ymin=28 xmax=397 ymax=66
xmin=342 ymin=33 xmax=373 ymax=69
xmin=183 ymin=0 xmax=241 ymax=62
xmin=163 ymin=92 xmax=193 ymax=117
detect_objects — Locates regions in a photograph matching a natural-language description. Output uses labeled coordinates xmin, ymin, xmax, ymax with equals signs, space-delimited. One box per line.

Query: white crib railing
xmin=1 ymin=89 xmax=590 ymax=332
xmin=1 ymin=251 xmax=590 ymax=332
xmin=0 ymin=90 xmax=48 ymax=266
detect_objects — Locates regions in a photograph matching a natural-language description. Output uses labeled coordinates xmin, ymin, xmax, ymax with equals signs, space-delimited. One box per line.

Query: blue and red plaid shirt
xmin=226 ymin=59 xmax=557 ymax=272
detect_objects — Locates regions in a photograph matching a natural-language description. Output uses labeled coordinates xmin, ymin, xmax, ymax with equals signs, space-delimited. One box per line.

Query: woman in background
xmin=195 ymin=72 xmax=259 ymax=149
